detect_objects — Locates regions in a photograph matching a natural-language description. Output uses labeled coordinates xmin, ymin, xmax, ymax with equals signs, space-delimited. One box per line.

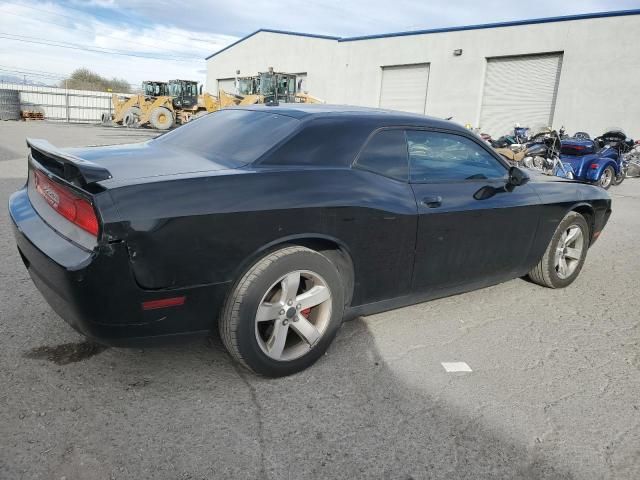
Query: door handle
xmin=421 ymin=195 xmax=442 ymax=208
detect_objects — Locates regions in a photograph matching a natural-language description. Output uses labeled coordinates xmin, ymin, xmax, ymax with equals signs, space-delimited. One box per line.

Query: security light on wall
xmin=453 ymin=49 xmax=463 ymax=56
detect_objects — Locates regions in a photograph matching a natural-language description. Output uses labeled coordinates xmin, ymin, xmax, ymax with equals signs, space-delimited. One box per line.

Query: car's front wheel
xmin=219 ymin=246 xmax=344 ymax=377
xmin=528 ymin=211 xmax=589 ymax=288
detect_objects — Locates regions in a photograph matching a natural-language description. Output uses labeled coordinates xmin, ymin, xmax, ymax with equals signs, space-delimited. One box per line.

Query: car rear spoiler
xmin=26 ymin=138 xmax=112 ymax=187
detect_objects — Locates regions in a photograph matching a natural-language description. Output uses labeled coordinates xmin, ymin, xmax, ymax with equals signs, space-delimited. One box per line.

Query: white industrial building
xmin=206 ymin=9 xmax=640 ymax=138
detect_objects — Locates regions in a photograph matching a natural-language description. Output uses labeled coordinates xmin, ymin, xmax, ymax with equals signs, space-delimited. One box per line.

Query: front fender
xmin=585 ymin=159 xmax=617 ymax=182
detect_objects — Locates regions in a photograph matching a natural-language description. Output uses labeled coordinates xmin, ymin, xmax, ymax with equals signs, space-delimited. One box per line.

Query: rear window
xmin=259 ymin=117 xmax=373 ymax=167
xmin=152 ymin=109 xmax=299 ymax=165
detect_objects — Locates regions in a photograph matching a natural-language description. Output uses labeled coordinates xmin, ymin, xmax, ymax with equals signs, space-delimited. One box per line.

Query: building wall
xmin=205 ymin=32 xmax=338 ymax=101
xmin=206 ymin=14 xmax=640 ymax=138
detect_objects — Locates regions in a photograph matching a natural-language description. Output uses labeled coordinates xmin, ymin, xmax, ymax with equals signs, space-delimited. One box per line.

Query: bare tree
xmin=61 ymin=68 xmax=131 ymax=93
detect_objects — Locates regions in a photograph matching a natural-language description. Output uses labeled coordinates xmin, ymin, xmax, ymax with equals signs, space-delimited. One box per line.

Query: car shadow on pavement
xmin=8 ymin=317 xmax=574 ymax=480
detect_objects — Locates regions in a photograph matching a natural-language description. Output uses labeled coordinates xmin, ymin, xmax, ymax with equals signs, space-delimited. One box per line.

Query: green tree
xmin=61 ymin=68 xmax=131 ymax=93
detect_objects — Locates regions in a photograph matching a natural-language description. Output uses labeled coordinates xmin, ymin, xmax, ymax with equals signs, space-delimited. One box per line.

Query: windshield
xmin=184 ymin=82 xmax=197 ymax=96
xmin=168 ymin=82 xmax=181 ymax=96
xmin=152 ymin=109 xmax=299 ymax=166
xmin=238 ymin=78 xmax=254 ymax=95
xmin=603 ymin=127 xmax=626 ymax=136
xmin=259 ymin=74 xmax=275 ymax=96
xmin=144 ymin=83 xmax=164 ymax=96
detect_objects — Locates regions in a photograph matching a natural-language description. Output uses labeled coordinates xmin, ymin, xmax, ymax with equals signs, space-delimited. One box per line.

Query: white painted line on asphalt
xmin=441 ymin=362 xmax=472 ymax=373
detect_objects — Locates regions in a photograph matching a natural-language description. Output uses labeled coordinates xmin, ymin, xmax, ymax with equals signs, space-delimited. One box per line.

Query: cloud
xmin=0 ymin=1 xmax=236 ymax=87
xmin=88 ymin=0 xmax=640 ymax=37
xmin=1 ymin=0 xmax=638 ymax=88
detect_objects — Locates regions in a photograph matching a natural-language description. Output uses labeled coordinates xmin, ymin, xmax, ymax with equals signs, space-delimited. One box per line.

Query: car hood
xmin=64 ymin=141 xmax=240 ymax=183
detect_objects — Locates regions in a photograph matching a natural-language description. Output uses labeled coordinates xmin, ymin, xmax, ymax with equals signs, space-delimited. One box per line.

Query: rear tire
xmin=149 ymin=107 xmax=174 ymax=130
xmin=612 ymin=166 xmax=626 ymax=186
xmin=219 ymin=246 xmax=344 ymax=377
xmin=598 ymin=166 xmax=615 ymax=189
xmin=528 ymin=212 xmax=589 ymax=289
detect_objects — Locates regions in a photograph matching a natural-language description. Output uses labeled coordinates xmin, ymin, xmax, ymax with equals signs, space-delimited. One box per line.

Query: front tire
xmin=219 ymin=246 xmax=345 ymax=377
xmin=528 ymin=212 xmax=589 ymax=289
xmin=149 ymin=107 xmax=174 ymax=130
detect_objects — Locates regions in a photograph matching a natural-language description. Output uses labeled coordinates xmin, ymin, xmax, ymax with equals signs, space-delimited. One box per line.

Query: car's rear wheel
xmin=219 ymin=246 xmax=344 ymax=377
xmin=528 ymin=211 xmax=589 ymax=289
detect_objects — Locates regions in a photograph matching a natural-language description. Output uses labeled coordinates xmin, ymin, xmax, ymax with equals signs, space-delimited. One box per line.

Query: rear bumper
xmin=9 ymin=188 xmax=229 ymax=346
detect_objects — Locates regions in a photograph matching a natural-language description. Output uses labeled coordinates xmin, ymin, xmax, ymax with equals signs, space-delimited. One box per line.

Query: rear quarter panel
xmin=105 ymin=167 xmax=418 ymax=306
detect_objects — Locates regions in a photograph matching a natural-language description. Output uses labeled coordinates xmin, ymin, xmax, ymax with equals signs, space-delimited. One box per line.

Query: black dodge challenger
xmin=9 ymin=105 xmax=611 ymax=376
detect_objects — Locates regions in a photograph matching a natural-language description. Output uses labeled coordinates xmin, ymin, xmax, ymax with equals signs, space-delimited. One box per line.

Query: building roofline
xmin=205 ymin=9 xmax=640 ymax=59
xmin=340 ymin=8 xmax=640 ymax=42
xmin=205 ymin=29 xmax=339 ymax=60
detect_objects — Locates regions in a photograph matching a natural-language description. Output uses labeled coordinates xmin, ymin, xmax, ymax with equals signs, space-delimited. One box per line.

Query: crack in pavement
xmin=229 ymin=359 xmax=268 ymax=480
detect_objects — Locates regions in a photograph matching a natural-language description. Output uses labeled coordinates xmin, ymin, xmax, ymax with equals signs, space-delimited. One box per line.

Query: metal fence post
xmin=65 ymin=81 xmax=70 ymax=123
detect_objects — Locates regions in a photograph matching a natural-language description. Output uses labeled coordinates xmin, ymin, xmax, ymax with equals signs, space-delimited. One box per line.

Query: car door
xmin=407 ymin=128 xmax=540 ymax=293
xmin=351 ymin=128 xmax=418 ymax=304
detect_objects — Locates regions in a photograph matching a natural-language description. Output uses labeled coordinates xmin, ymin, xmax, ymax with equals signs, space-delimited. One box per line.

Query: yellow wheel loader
xmin=107 ymin=73 xmax=322 ymax=130
xmin=109 ymin=80 xmax=235 ymax=130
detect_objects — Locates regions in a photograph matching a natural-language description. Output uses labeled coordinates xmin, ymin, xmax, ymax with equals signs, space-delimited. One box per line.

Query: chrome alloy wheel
xmin=599 ymin=168 xmax=613 ymax=188
xmin=554 ymin=225 xmax=585 ymax=279
xmin=255 ymin=270 xmax=332 ymax=361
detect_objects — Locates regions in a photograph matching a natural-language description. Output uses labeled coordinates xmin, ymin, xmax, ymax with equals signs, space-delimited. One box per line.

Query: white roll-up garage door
xmin=379 ymin=64 xmax=430 ymax=114
xmin=480 ymin=53 xmax=563 ymax=137
xmin=217 ymin=78 xmax=236 ymax=94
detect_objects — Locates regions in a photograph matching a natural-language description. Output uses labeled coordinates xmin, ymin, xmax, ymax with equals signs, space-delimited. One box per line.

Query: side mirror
xmin=507 ymin=166 xmax=529 ymax=188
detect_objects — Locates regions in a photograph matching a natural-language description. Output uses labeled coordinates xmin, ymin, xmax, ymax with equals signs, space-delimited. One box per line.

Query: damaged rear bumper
xmin=9 ymin=187 xmax=229 ymax=346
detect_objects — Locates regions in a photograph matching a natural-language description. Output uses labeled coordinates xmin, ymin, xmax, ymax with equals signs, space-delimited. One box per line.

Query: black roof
xmin=232 ymin=103 xmax=461 ymax=131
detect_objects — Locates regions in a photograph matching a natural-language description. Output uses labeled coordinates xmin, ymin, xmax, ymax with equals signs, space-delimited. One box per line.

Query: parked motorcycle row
xmin=483 ymin=125 xmax=640 ymax=189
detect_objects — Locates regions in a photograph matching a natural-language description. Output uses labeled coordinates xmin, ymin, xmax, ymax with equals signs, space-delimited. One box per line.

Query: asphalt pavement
xmin=1 ymin=121 xmax=638 ymax=479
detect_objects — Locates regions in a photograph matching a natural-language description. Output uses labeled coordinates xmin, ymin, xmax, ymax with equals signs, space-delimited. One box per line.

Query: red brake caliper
xmin=300 ymin=307 xmax=311 ymax=318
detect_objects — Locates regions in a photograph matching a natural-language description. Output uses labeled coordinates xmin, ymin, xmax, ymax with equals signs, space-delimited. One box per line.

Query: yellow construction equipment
xmin=106 ymin=71 xmax=322 ymax=130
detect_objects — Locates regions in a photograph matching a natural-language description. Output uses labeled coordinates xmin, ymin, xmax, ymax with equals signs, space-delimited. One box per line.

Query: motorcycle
xmin=494 ymin=128 xmax=574 ymax=179
xmin=490 ymin=124 xmax=530 ymax=149
xmin=556 ymin=129 xmax=634 ymax=189
xmin=624 ymin=140 xmax=640 ymax=177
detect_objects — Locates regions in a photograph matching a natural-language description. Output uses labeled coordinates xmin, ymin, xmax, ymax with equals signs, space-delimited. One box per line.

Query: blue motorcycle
xmin=555 ymin=130 xmax=634 ymax=189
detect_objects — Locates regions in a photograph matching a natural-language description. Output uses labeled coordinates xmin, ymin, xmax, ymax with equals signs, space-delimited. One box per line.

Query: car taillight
xmin=590 ymin=163 xmax=599 ymax=169
xmin=33 ymin=169 xmax=99 ymax=236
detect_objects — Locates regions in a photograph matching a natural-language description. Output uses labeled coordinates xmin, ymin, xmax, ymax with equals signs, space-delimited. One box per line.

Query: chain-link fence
xmin=0 ymin=81 xmax=119 ymax=123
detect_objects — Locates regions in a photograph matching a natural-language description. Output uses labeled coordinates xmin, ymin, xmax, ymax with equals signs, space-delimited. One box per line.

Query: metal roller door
xmin=217 ymin=78 xmax=236 ymax=94
xmin=480 ymin=53 xmax=563 ymax=136
xmin=379 ymin=64 xmax=430 ymax=114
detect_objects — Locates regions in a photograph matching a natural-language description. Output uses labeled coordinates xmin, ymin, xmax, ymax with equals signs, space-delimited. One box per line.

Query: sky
xmin=1 ymin=0 xmax=639 ymax=89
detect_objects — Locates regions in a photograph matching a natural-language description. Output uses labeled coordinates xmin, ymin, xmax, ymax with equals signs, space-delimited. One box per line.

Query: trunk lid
xmin=64 ymin=141 xmax=239 ymax=185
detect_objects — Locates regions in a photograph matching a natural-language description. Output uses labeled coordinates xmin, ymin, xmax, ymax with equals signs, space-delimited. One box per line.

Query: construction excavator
xmin=105 ymin=70 xmax=322 ymax=130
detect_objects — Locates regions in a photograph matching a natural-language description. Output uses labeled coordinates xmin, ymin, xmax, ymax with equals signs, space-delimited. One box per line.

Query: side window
xmin=406 ymin=130 xmax=506 ymax=182
xmin=259 ymin=118 xmax=372 ymax=167
xmin=355 ymin=129 xmax=408 ymax=181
